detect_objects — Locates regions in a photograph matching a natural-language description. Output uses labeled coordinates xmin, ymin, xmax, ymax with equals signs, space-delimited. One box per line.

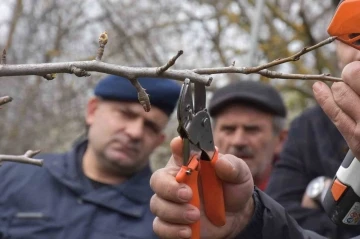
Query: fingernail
xmin=184 ymin=209 xmax=199 ymax=222
xmin=178 ymin=228 xmax=191 ymax=238
xmin=313 ymin=82 xmax=323 ymax=93
xmin=178 ymin=186 xmax=191 ymax=201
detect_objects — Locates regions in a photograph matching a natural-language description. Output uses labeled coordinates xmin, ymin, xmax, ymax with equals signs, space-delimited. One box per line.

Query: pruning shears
xmin=327 ymin=0 xmax=360 ymax=50
xmin=176 ymin=78 xmax=226 ymax=238
xmin=322 ymin=0 xmax=360 ymax=227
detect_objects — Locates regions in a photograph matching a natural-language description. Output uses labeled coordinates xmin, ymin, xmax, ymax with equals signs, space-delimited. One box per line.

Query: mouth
xmin=239 ymin=156 xmax=253 ymax=161
xmin=109 ymin=142 xmax=139 ymax=158
xmin=232 ymin=153 xmax=253 ymax=161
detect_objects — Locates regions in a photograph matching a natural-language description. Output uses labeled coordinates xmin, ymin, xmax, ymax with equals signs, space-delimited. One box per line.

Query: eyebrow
xmin=122 ymin=106 xmax=162 ymax=132
xmin=145 ymin=119 xmax=162 ymax=133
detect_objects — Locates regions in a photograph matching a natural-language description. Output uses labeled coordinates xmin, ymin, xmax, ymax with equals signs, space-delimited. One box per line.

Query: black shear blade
xmin=177 ymin=78 xmax=194 ymax=126
xmin=194 ymin=82 xmax=206 ymax=113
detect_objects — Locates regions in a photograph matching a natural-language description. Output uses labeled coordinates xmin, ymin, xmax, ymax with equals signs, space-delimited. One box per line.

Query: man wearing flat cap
xmin=0 ymin=75 xmax=180 ymax=239
xmin=209 ymin=80 xmax=288 ymax=190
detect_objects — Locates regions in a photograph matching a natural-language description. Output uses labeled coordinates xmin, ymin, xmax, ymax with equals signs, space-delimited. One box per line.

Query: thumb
xmin=166 ymin=136 xmax=184 ymax=168
xmin=215 ymin=154 xmax=254 ymax=212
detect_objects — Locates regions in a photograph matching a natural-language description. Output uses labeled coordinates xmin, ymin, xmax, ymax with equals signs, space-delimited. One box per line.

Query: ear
xmin=86 ymin=97 xmax=100 ymax=126
xmin=274 ymin=129 xmax=288 ymax=155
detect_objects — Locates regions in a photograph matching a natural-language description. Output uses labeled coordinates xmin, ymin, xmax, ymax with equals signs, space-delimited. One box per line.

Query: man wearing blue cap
xmin=0 ymin=75 xmax=181 ymax=239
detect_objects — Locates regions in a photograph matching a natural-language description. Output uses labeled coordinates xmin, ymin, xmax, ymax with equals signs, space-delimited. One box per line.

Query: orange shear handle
xmin=200 ymin=149 xmax=226 ymax=226
xmin=175 ymin=156 xmax=200 ymax=239
xmin=327 ymin=0 xmax=360 ymax=50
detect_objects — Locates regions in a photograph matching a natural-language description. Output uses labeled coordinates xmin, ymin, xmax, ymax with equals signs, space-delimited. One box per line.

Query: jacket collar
xmin=44 ymin=140 xmax=154 ymax=218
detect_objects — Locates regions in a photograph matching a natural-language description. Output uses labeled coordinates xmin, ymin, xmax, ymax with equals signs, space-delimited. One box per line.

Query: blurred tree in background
xmin=0 ymin=0 xmax=340 ymax=170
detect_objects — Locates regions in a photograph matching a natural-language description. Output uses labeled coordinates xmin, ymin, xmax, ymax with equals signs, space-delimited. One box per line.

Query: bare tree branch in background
xmin=0 ymin=97 xmax=42 ymax=166
xmin=0 ymin=150 xmax=42 ymax=166
xmin=0 ymin=35 xmax=341 ymax=87
xmin=0 ymin=0 xmax=342 ymax=169
xmin=0 ymin=96 xmax=12 ymax=106
xmin=0 ymin=33 xmax=341 ymax=165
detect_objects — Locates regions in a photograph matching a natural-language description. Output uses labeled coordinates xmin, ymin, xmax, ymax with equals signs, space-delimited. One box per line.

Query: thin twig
xmin=0 ymin=96 xmax=12 ymax=106
xmin=244 ymin=36 xmax=337 ymax=73
xmin=193 ymin=66 xmax=342 ymax=82
xmin=156 ymin=50 xmax=183 ymax=75
xmin=129 ymin=77 xmax=151 ymax=112
xmin=0 ymin=150 xmax=43 ymax=167
xmin=1 ymin=49 xmax=6 ymax=64
xmin=96 ymin=31 xmax=108 ymax=61
xmin=257 ymin=69 xmax=342 ymax=82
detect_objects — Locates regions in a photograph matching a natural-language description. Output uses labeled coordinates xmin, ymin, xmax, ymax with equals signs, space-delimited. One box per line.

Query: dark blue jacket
xmin=0 ymin=140 xmax=158 ymax=239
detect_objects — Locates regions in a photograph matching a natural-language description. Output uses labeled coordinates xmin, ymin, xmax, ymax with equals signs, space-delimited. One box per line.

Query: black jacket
xmin=265 ymin=105 xmax=360 ymax=238
xmin=238 ymin=188 xmax=360 ymax=239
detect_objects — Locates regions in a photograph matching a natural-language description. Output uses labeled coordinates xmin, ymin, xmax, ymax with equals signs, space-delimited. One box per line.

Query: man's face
xmin=213 ymin=104 xmax=285 ymax=179
xmin=336 ymin=40 xmax=360 ymax=69
xmin=86 ymin=98 xmax=168 ymax=176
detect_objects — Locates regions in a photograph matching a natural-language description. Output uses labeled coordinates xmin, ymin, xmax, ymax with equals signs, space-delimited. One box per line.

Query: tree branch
xmin=1 ymin=49 xmax=6 ymax=65
xmin=0 ymin=32 xmax=342 ymax=167
xmin=129 ymin=77 xmax=151 ymax=112
xmin=0 ymin=60 xmax=213 ymax=84
xmin=0 ymin=33 xmax=342 ymax=113
xmin=96 ymin=31 xmax=108 ymax=61
xmin=156 ymin=50 xmax=183 ymax=75
xmin=0 ymin=150 xmax=43 ymax=167
xmin=242 ymin=36 xmax=337 ymax=73
xmin=0 ymin=96 xmax=12 ymax=106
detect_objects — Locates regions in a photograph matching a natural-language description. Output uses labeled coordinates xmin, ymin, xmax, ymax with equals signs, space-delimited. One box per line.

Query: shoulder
xmin=289 ymin=105 xmax=332 ymax=132
xmin=292 ymin=105 xmax=327 ymax=124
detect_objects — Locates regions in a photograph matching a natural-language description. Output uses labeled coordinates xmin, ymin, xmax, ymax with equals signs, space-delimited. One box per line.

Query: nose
xmin=124 ymin=118 xmax=144 ymax=140
xmin=230 ymin=128 xmax=248 ymax=146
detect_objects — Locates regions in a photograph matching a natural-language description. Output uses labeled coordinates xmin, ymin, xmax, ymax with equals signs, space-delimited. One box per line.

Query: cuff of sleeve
xmin=235 ymin=187 xmax=264 ymax=239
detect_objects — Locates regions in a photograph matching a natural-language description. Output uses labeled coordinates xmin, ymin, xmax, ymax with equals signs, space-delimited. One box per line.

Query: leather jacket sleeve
xmin=236 ymin=188 xmax=351 ymax=239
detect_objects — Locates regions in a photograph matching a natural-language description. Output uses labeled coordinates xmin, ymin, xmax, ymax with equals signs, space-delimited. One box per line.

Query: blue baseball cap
xmin=94 ymin=75 xmax=181 ymax=116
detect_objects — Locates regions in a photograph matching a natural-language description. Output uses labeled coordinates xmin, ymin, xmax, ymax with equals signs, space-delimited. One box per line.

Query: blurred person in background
xmin=208 ymin=80 xmax=288 ymax=191
xmin=265 ymin=4 xmax=360 ymax=236
xmin=0 ymin=75 xmax=180 ymax=239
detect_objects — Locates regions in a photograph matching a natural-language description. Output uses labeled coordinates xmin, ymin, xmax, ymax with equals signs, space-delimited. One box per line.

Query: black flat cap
xmin=208 ymin=80 xmax=287 ymax=118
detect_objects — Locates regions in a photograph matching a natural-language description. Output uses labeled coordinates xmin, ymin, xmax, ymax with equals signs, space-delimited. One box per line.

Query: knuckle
xmin=149 ymin=194 xmax=158 ymax=215
xmin=332 ymin=83 xmax=349 ymax=102
xmin=149 ymin=168 xmax=164 ymax=190
xmin=152 ymin=218 xmax=163 ymax=237
xmin=222 ymin=153 xmax=251 ymax=183
xmin=331 ymin=107 xmax=343 ymax=125
xmin=353 ymin=126 xmax=360 ymax=142
xmin=153 ymin=217 xmax=179 ymax=239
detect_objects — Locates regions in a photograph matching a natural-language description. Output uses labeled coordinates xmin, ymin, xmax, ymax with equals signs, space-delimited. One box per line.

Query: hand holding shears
xmin=176 ymin=78 xmax=226 ymax=238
